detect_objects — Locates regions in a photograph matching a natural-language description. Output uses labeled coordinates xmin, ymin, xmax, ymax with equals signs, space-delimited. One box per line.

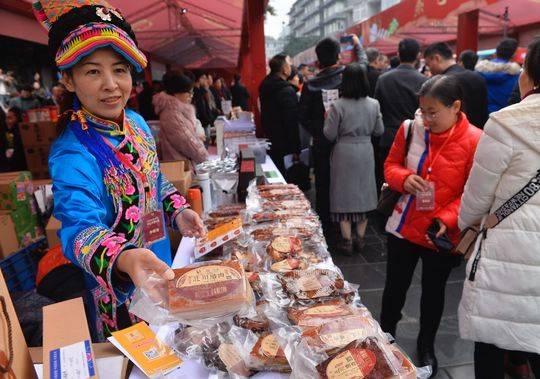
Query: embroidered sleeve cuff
xmin=163 ymin=190 xmax=190 ymax=228
xmin=73 ymin=226 xmax=135 ymax=303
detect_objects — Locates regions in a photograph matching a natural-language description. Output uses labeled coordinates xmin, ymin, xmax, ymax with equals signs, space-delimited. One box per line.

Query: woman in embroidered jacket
xmin=32 ymin=0 xmax=205 ymax=340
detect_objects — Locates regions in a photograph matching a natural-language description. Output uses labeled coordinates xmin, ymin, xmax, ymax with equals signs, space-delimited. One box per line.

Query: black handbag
xmin=377 ymin=120 xmax=414 ymax=217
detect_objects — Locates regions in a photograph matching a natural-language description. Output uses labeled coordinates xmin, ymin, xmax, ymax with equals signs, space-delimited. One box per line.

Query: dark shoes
xmin=338 ymin=239 xmax=353 ymax=256
xmin=353 ymin=237 xmax=365 ymax=252
xmin=418 ymin=342 xmax=438 ymax=378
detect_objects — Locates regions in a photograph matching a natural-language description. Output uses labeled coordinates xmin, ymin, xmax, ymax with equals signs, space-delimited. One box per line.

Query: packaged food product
xmin=168 ymin=260 xmax=251 ymax=320
xmin=234 ymin=300 xmax=269 ymax=333
xmin=208 ymin=203 xmax=246 ymax=218
xmin=316 ymin=337 xmax=400 ymax=379
xmin=288 ymin=300 xmax=371 ymax=327
xmin=257 ymin=184 xmax=299 ymax=191
xmin=267 ymin=236 xmax=303 ymax=261
xmin=300 ymin=316 xmax=382 ymax=353
xmin=249 ymin=332 xmax=290 ymax=372
xmin=279 ymin=269 xmax=344 ymax=302
xmin=270 ymin=258 xmax=308 ymax=273
xmin=262 ymin=199 xmax=311 ymax=211
xmin=246 ymin=271 xmax=263 ymax=295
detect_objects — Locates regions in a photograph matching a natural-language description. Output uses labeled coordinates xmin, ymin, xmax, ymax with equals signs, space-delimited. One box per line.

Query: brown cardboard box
xmin=32 ymin=178 xmax=52 ymax=187
xmin=19 ymin=121 xmax=59 ymax=147
xmin=46 ymin=216 xmax=61 ymax=248
xmin=0 ymin=211 xmax=22 ymax=259
xmin=43 ymin=298 xmax=98 ymax=379
xmin=161 ymin=161 xmax=192 ymax=195
xmin=24 ymin=145 xmax=50 ymax=179
xmin=0 ymin=270 xmax=37 ymax=378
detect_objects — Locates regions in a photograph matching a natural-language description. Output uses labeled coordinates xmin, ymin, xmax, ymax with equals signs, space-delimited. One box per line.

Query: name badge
xmin=142 ymin=210 xmax=165 ymax=245
xmin=416 ymin=182 xmax=436 ymax=211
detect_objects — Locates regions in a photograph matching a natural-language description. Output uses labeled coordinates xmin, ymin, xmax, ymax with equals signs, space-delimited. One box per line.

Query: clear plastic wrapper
xmin=174 ymin=323 xmax=253 ymax=379
xmin=286 ymin=299 xmax=372 ymax=327
xmin=229 ymin=326 xmax=291 ymax=373
xmin=129 ymin=260 xmax=256 ymax=328
xmin=233 ymin=300 xmax=270 ymax=333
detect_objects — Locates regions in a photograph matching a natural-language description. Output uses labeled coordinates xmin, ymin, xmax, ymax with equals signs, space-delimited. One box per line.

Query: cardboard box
xmin=0 ymin=211 xmax=21 ymax=259
xmin=19 ymin=121 xmax=59 ymax=147
xmin=0 ymin=171 xmax=33 ymax=210
xmin=0 ymin=270 xmax=37 ymax=378
xmin=24 ymin=145 xmax=50 ymax=179
xmin=161 ymin=161 xmax=192 ymax=195
xmin=46 ymin=216 xmax=61 ymax=248
xmin=29 ymin=343 xmax=128 ymax=379
xmin=43 ymin=298 xmax=98 ymax=379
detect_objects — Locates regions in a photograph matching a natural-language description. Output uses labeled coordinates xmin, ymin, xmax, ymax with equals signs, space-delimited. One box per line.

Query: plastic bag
xmin=129 ymin=260 xmax=256 ymax=328
xmin=229 ymin=326 xmax=291 ymax=373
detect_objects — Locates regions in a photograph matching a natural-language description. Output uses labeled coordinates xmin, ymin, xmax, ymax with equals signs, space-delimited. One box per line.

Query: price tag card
xmin=416 ymin=182 xmax=435 ymax=211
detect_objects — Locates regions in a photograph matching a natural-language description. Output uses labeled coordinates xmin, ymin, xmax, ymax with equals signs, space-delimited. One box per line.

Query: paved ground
xmin=329 ymin=223 xmax=476 ymax=379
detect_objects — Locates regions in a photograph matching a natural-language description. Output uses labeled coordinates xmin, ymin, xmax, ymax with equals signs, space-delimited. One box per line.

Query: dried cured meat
xmin=270 ymin=258 xmax=307 ymax=273
xmin=287 ymin=300 xmax=370 ymax=327
xmin=249 ymin=332 xmax=290 ymax=372
xmin=280 ymin=269 xmax=344 ymax=302
xmin=234 ymin=300 xmax=269 ymax=333
xmin=168 ymin=260 xmax=250 ymax=320
xmin=267 ymin=236 xmax=303 ymax=261
xmin=316 ymin=337 xmax=399 ymax=379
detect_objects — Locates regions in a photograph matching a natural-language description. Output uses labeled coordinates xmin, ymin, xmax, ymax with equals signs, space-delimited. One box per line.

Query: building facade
xmin=265 ymin=35 xmax=286 ymax=59
xmin=288 ymin=0 xmax=402 ymax=40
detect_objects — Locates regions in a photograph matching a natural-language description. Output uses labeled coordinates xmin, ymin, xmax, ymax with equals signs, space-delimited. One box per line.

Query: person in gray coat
xmin=323 ymin=63 xmax=384 ymax=255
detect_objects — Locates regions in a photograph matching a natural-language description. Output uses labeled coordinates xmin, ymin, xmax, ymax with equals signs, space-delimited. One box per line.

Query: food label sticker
xmin=142 ymin=210 xmax=166 ymax=245
xmin=319 ymin=329 xmax=366 ymax=348
xmin=50 ymin=340 xmax=95 ymax=379
xmin=297 ymin=275 xmax=322 ymax=291
xmin=260 ymin=334 xmax=281 ymax=358
xmin=304 ymin=305 xmax=345 ymax=317
xmin=416 ymin=181 xmax=435 ymax=211
xmin=218 ymin=343 xmax=243 ymax=369
xmin=176 ymin=266 xmax=242 ymax=288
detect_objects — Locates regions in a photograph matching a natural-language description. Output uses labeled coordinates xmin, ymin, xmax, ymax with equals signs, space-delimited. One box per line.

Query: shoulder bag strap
xmin=485 ymin=169 xmax=540 ymax=229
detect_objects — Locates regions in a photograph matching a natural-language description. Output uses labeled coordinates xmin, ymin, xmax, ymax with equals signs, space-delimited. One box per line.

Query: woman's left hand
xmin=175 ymin=209 xmax=206 ymax=238
xmin=434 ymin=219 xmax=448 ymax=238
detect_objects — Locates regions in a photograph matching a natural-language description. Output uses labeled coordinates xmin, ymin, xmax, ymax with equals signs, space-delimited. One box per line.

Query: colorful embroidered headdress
xmin=33 ymin=0 xmax=147 ymax=72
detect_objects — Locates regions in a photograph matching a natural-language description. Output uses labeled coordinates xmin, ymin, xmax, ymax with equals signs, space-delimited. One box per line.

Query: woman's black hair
xmin=524 ymin=38 xmax=540 ymax=88
xmin=164 ymin=71 xmax=194 ymax=95
xmin=418 ymin=75 xmax=464 ymax=110
xmin=341 ymin=63 xmax=369 ymax=100
xmin=48 ymin=5 xmax=139 ymax=64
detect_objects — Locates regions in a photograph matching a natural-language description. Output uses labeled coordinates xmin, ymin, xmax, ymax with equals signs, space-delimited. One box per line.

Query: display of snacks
xmin=249 ymin=332 xmax=290 ymax=372
xmin=257 ymin=184 xmax=299 ymax=191
xmin=246 ymin=271 xmax=263 ymax=295
xmin=234 ymin=300 xmax=269 ymax=333
xmin=262 ymin=199 xmax=311 ymax=211
xmin=316 ymin=337 xmax=399 ymax=379
xmin=287 ymin=299 xmax=371 ymax=327
xmin=267 ymin=236 xmax=303 ymax=261
xmin=279 ymin=268 xmax=345 ymax=302
xmin=252 ymin=209 xmax=308 ymax=223
xmin=168 ymin=260 xmax=251 ymax=320
xmin=205 ymin=216 xmax=238 ymax=230
xmin=208 ymin=203 xmax=245 ymax=218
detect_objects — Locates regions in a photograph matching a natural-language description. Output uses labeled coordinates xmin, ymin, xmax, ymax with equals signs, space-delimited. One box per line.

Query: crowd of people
xmin=259 ymin=35 xmax=538 ymax=379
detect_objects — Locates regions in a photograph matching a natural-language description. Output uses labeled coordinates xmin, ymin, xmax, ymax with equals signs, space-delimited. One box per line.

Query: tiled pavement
xmin=330 ymin=224 xmax=477 ymax=379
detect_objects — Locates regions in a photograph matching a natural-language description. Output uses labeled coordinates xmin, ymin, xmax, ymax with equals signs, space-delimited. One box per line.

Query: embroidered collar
xmin=82 ymin=108 xmax=125 ymax=137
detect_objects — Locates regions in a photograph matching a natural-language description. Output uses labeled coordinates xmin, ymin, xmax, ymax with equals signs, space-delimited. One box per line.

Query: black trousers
xmin=380 ymin=235 xmax=460 ymax=345
xmin=475 ymin=342 xmax=540 ymax=379
xmin=312 ymin=143 xmax=332 ymax=226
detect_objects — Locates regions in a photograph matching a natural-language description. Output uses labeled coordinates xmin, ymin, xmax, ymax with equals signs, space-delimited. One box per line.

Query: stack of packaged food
xmin=130 ymin=182 xmax=430 ymax=379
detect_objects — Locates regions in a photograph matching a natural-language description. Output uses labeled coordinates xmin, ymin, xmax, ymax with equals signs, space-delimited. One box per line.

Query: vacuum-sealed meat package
xmin=280 ymin=268 xmax=344 ymax=302
xmin=249 ymin=332 xmax=291 ymax=372
xmin=167 ymin=260 xmax=254 ymax=322
xmin=267 ymin=236 xmax=303 ymax=261
xmin=288 ymin=300 xmax=371 ymax=327
xmin=234 ymin=300 xmax=270 ymax=333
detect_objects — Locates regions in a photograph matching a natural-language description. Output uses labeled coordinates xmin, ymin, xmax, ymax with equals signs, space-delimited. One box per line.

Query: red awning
xmin=347 ymin=0 xmax=540 ymax=54
xmin=15 ymin=0 xmax=245 ymax=69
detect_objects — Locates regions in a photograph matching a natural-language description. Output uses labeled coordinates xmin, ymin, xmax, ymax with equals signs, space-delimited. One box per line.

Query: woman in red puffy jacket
xmin=380 ymin=75 xmax=481 ymax=377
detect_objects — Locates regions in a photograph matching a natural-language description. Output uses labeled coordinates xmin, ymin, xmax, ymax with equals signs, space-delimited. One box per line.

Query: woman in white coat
xmin=458 ymin=39 xmax=540 ymax=379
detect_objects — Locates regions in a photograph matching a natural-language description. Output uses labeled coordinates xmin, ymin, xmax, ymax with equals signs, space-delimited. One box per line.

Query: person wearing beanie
xmin=32 ymin=0 xmax=205 ymax=340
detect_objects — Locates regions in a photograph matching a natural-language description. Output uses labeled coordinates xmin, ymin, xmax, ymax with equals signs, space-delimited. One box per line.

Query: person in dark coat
xmin=424 ymin=42 xmax=488 ymax=129
xmin=192 ymin=70 xmax=213 ymax=128
xmin=259 ymin=54 xmax=300 ymax=175
xmin=366 ymin=47 xmax=383 ymax=97
xmin=374 ymin=39 xmax=427 ymax=174
xmin=0 ymin=107 xmax=27 ymax=172
xmin=231 ymin=74 xmax=250 ymax=111
xmin=136 ymin=81 xmax=156 ymax=120
xmin=299 ymin=36 xmax=367 ymax=238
